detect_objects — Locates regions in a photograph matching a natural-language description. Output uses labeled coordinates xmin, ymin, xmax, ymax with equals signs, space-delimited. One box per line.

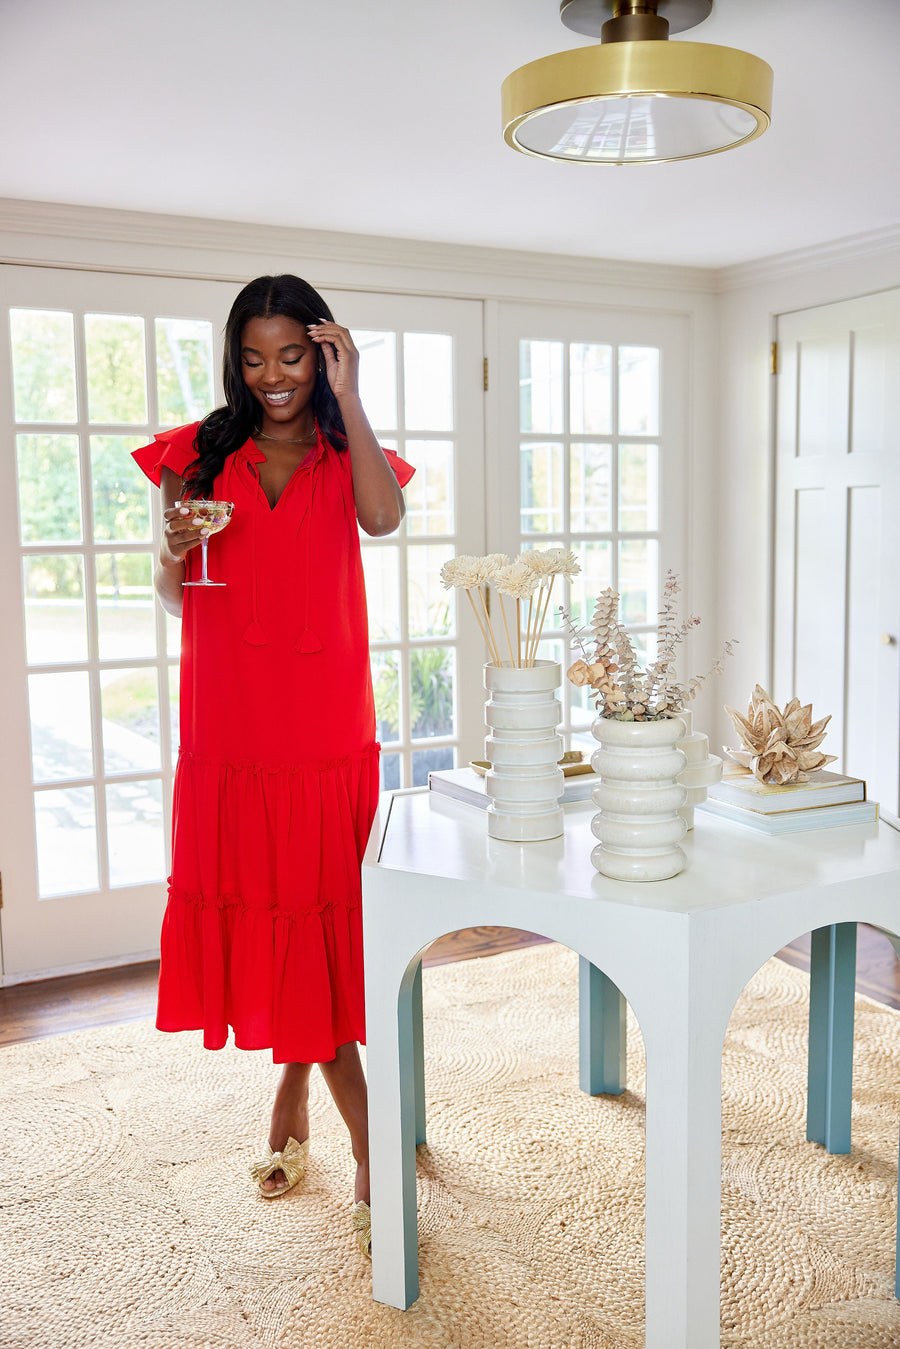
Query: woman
xmin=133 ymin=274 xmax=413 ymax=1255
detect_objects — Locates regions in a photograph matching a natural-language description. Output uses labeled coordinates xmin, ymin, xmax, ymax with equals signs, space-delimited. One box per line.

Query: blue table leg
xmin=579 ymin=956 xmax=626 ymax=1096
xmin=896 ymin=1125 xmax=900 ymax=1299
xmin=807 ymin=923 xmax=857 ymax=1154
xmin=410 ymin=960 xmax=426 ymax=1145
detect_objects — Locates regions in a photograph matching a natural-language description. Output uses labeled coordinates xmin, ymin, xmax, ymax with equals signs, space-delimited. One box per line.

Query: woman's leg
xmin=264 ymin=1060 xmax=313 ymax=1192
xmin=318 ymin=1041 xmax=370 ymax=1203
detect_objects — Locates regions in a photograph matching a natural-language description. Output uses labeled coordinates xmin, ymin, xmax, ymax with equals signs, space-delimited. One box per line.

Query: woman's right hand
xmin=160 ymin=502 xmax=208 ymax=569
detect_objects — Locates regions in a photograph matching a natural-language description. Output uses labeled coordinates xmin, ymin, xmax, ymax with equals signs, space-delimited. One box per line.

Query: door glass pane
xmin=85 ymin=314 xmax=148 ymax=424
xmin=355 ymin=330 xmax=397 ymax=430
xmin=404 ymin=333 xmax=453 ymax=431
xmin=520 ymin=340 xmax=563 ymax=433
xmin=168 ymin=664 xmax=180 ymax=766
xmin=34 ymin=786 xmax=99 ymax=897
xmin=28 ymin=672 xmax=94 ymax=783
xmin=618 ymin=444 xmax=659 ymax=532
xmin=17 ymin=435 xmax=82 ymax=543
xmin=10 ymin=309 xmax=77 ymax=423
xmin=618 ymin=346 xmax=659 ymax=436
xmin=521 ymin=442 xmax=563 ymax=534
xmin=166 ymin=611 xmax=181 ymax=658
xmin=155 ymin=318 xmax=215 ymax=424
xmin=569 ymin=540 xmax=612 ymax=626
xmin=96 ymin=552 xmax=156 ymax=659
xmin=90 ymin=435 xmax=152 ymax=541
xmin=412 ymin=745 xmax=455 ymax=786
xmin=371 ymin=649 xmax=401 ymax=745
xmin=410 ymin=646 xmax=455 ymax=738
xmin=570 ymin=343 xmax=612 ymax=434
xmin=380 ymin=753 xmax=401 ymax=791
xmin=570 ymin=442 xmax=611 ymax=533
xmin=404 ymin=440 xmax=454 ymax=536
xmin=361 ymin=545 xmax=400 ymax=641
xmin=408 ymin=544 xmax=454 ymax=638
xmin=23 ymin=554 xmax=88 ymax=664
xmin=618 ymin=538 xmax=659 ymax=625
xmin=630 ymin=631 xmax=658 ymax=667
xmin=106 ymin=780 xmax=166 ymax=887
xmin=100 ymin=668 xmax=162 ymax=774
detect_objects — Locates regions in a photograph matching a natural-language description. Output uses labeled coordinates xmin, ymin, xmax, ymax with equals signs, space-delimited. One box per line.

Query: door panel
xmin=774 ymin=293 xmax=900 ymax=818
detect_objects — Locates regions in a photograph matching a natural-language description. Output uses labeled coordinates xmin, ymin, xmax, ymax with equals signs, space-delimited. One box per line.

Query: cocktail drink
xmin=178 ymin=500 xmax=234 ymax=587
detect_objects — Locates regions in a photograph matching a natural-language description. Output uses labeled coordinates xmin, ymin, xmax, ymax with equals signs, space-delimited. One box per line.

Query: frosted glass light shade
xmin=503 ymin=40 xmax=772 ymax=165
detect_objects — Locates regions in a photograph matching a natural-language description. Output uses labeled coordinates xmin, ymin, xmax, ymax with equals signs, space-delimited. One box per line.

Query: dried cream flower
xmin=481 ymin=553 xmax=510 ymax=578
xmin=494 ymin=561 xmax=540 ymax=600
xmin=545 ymin=547 xmax=581 ymax=580
xmin=519 ymin=549 xmax=558 ymax=576
xmin=440 ymin=555 xmax=484 ymax=590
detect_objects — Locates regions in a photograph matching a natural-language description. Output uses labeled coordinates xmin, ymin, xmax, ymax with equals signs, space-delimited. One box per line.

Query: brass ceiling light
xmin=502 ymin=0 xmax=773 ymax=165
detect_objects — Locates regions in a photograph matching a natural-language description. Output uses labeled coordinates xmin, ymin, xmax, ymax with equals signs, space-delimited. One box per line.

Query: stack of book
xmin=698 ymin=768 xmax=878 ymax=834
xmin=428 ymin=761 xmax=597 ymax=810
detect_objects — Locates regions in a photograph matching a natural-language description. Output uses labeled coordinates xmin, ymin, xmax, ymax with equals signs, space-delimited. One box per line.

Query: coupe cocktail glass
xmin=178 ymin=500 xmax=234 ymax=587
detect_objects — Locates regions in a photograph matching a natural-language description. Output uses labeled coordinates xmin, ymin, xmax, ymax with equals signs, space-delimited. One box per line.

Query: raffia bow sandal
xmin=351 ymin=1200 xmax=372 ymax=1258
xmin=248 ymin=1136 xmax=309 ymax=1198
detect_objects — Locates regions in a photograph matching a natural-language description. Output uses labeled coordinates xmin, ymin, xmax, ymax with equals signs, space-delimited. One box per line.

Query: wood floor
xmin=1 ymin=924 xmax=899 ymax=1048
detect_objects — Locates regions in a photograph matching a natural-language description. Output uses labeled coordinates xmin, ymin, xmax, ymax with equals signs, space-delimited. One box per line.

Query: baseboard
xmin=0 ymin=948 xmax=160 ymax=988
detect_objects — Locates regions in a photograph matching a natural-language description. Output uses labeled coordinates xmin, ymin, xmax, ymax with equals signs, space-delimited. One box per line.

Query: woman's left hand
xmin=307 ymin=321 xmax=360 ymax=402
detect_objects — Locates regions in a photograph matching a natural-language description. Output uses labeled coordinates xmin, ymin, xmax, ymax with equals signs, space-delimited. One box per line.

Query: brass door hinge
xmin=770 ymin=341 xmax=778 ymax=375
xmin=483 ymin=357 xmax=489 ymax=392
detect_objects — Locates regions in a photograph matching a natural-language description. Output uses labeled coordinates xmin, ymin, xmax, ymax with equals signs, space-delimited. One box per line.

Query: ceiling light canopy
xmin=502 ymin=0 xmax=773 ymax=165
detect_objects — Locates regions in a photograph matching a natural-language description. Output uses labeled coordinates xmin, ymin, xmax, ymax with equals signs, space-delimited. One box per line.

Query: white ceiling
xmin=2 ymin=0 xmax=899 ymax=269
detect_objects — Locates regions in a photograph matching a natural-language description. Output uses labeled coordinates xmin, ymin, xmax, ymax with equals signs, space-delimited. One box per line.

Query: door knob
xmin=881 ymin=633 xmax=896 ymax=646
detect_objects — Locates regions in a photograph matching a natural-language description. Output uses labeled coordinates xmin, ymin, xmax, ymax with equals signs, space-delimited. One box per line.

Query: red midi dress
xmin=133 ymin=421 xmax=414 ymax=1063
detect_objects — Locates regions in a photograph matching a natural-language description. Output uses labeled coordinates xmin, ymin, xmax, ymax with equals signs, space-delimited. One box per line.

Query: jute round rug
xmin=1 ymin=944 xmax=899 ymax=1348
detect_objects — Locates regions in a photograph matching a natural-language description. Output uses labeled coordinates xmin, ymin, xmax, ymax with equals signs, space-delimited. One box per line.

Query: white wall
xmin=714 ymin=230 xmax=900 ymax=756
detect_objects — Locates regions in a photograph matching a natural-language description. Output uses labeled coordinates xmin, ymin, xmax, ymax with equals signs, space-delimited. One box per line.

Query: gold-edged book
xmin=707 ymin=767 xmax=866 ymax=815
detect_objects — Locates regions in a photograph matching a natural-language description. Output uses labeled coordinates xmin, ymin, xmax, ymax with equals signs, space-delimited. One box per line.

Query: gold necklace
xmin=256 ymin=428 xmax=317 ymax=445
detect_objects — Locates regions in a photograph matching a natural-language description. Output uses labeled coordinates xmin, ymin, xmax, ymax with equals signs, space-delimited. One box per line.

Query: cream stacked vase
xmin=483 ymin=661 xmax=565 ymax=841
xmin=590 ymin=716 xmax=688 ymax=881
xmin=674 ymin=708 xmax=723 ymax=829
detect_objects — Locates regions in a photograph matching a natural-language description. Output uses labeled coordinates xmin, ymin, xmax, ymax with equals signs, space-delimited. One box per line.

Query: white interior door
xmin=0 ymin=266 xmax=235 ymax=980
xmin=321 ymin=289 xmax=485 ymax=790
xmin=492 ymin=302 xmax=689 ymax=752
xmin=774 ymin=291 xmax=900 ymax=818
xmin=0 ymin=270 xmax=485 ymax=981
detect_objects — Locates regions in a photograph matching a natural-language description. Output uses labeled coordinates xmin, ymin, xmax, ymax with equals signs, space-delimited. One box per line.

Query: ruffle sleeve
xmin=382 ymin=446 xmax=415 ymax=488
xmin=132 ymin=422 xmax=201 ymax=487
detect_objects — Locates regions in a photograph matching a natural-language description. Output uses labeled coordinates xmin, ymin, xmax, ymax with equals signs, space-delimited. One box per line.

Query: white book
xmin=707 ymin=767 xmax=866 ymax=814
xmin=428 ymin=765 xmax=597 ymax=810
xmin=697 ymin=795 xmax=878 ymax=835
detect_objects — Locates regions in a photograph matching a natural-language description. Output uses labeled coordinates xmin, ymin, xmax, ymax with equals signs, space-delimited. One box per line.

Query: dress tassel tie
xmin=243 ymin=469 xmax=268 ymax=646
xmin=295 ymin=452 xmax=323 ymax=654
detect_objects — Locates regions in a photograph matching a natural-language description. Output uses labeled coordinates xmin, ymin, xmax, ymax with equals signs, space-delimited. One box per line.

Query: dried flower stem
xmin=528 ymin=577 xmax=556 ymax=666
xmin=464 ymin=587 xmax=491 ymax=654
xmin=516 ymin=599 xmax=522 ymax=667
xmin=478 ymin=587 xmax=502 ymax=665
xmin=498 ymin=592 xmax=516 ymax=666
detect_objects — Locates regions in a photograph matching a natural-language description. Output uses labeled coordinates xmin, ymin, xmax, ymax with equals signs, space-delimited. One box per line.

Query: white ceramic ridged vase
xmin=484 ymin=661 xmax=564 ymax=842
xmin=590 ymin=715 xmax=688 ymax=881
xmin=674 ymin=708 xmax=723 ymax=830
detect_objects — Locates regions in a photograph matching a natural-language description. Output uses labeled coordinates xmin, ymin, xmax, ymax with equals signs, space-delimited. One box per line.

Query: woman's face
xmin=240 ymin=314 xmax=319 ymax=432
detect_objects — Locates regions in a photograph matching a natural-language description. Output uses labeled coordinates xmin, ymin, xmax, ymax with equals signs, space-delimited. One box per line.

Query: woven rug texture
xmin=1 ymin=943 xmax=900 ymax=1348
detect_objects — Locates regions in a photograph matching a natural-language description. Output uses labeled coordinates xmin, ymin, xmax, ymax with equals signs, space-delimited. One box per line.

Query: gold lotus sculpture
xmin=724 ymin=685 xmax=837 ymax=785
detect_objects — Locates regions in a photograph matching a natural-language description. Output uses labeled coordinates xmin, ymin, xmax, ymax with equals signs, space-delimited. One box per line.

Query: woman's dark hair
xmin=182 ymin=275 xmax=346 ymax=497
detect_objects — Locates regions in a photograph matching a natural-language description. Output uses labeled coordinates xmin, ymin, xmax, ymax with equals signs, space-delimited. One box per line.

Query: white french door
xmin=774 ymin=292 xmax=900 ymax=819
xmin=321 ymin=289 xmax=486 ymax=792
xmin=0 ymin=268 xmax=485 ymax=980
xmin=492 ymin=302 xmax=689 ymax=753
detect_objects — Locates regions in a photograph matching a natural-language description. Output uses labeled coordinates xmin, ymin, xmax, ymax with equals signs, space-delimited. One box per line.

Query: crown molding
xmin=715 ymin=223 xmax=900 ymax=293
xmin=0 ymin=196 xmax=717 ymax=298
